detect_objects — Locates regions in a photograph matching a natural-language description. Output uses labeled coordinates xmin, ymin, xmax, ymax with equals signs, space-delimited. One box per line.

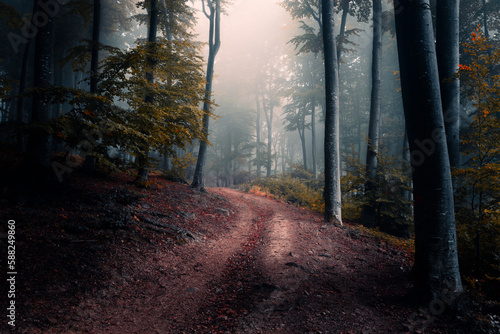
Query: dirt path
xmin=11 ymin=186 xmax=430 ymax=334
xmin=191 ymin=188 xmax=414 ymax=334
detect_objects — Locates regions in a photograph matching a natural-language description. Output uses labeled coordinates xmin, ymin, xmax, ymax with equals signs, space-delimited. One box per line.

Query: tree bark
xmin=393 ymin=0 xmax=462 ymax=302
xmin=337 ymin=0 xmax=349 ymax=68
xmin=266 ymin=106 xmax=273 ymax=177
xmin=362 ymin=0 xmax=382 ymax=226
xmin=135 ymin=0 xmax=158 ymax=186
xmin=255 ymin=93 xmax=262 ymax=178
xmin=311 ymin=95 xmax=317 ymax=178
xmin=310 ymin=60 xmax=317 ymax=178
xmin=191 ymin=0 xmax=221 ymax=190
xmin=90 ymin=0 xmax=101 ymax=94
xmin=83 ymin=0 xmax=102 ymax=172
xmin=262 ymin=94 xmax=274 ymax=178
xmin=436 ymin=0 xmax=460 ymax=170
xmin=321 ymin=0 xmax=342 ymax=225
xmin=482 ymin=0 xmax=489 ymax=38
xmin=27 ymin=0 xmax=54 ymax=168
xmin=16 ymin=1 xmax=39 ymax=151
xmin=299 ymin=110 xmax=307 ymax=170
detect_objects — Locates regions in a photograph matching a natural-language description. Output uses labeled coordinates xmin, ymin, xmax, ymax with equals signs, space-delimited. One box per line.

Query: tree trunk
xmin=393 ymin=0 xmax=462 ymax=302
xmin=191 ymin=0 xmax=221 ymax=191
xmin=255 ymin=93 xmax=262 ymax=178
xmin=310 ymin=61 xmax=317 ymax=178
xmin=337 ymin=0 xmax=349 ymax=68
xmin=321 ymin=0 xmax=342 ymax=225
xmin=311 ymin=96 xmax=317 ymax=178
xmin=299 ymin=115 xmax=307 ymax=170
xmin=135 ymin=0 xmax=158 ymax=187
xmin=16 ymin=1 xmax=38 ymax=151
xmin=365 ymin=0 xmax=382 ymax=183
xmin=482 ymin=0 xmax=489 ymax=38
xmin=263 ymin=100 xmax=274 ymax=178
xmin=362 ymin=0 xmax=382 ymax=227
xmin=267 ymin=108 xmax=273 ymax=177
xmin=402 ymin=128 xmax=411 ymax=201
xmin=83 ymin=0 xmax=102 ymax=171
xmin=436 ymin=0 xmax=460 ymax=169
xmin=90 ymin=0 xmax=101 ymax=94
xmin=27 ymin=0 xmax=54 ymax=168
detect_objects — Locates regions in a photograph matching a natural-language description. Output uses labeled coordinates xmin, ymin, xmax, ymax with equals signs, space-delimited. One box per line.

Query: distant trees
xmin=281 ymin=53 xmax=322 ymax=176
xmin=393 ymin=0 xmax=462 ymax=301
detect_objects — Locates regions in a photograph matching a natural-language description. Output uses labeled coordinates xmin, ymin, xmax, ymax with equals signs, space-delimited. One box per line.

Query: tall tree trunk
xmin=482 ymin=0 xmax=489 ymax=38
xmin=321 ymin=0 xmax=342 ymax=225
xmin=90 ymin=0 xmax=101 ymax=94
xmin=393 ymin=0 xmax=462 ymax=302
xmin=337 ymin=0 xmax=349 ymax=68
xmin=311 ymin=96 xmax=317 ymax=178
xmin=262 ymin=98 xmax=274 ymax=177
xmin=299 ymin=114 xmax=307 ymax=170
xmin=266 ymin=106 xmax=273 ymax=177
xmin=191 ymin=0 xmax=221 ymax=191
xmin=402 ymin=128 xmax=411 ymax=201
xmin=83 ymin=0 xmax=102 ymax=171
xmin=255 ymin=93 xmax=262 ymax=178
xmin=436 ymin=0 xmax=460 ymax=170
xmin=27 ymin=0 xmax=54 ymax=168
xmin=135 ymin=0 xmax=158 ymax=186
xmin=362 ymin=0 xmax=382 ymax=227
xmin=16 ymin=2 xmax=38 ymax=151
xmin=310 ymin=61 xmax=317 ymax=178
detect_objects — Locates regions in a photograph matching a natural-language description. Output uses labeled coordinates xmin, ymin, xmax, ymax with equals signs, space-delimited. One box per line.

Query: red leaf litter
xmin=0 ymin=172 xmax=470 ymax=333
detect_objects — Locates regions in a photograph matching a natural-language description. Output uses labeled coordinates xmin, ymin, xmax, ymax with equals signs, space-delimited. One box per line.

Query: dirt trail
xmin=198 ymin=188 xmax=414 ymax=334
xmin=12 ymin=186 xmax=427 ymax=334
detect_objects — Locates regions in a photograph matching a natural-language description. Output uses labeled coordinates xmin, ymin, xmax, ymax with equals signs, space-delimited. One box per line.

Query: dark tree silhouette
xmin=393 ymin=0 xmax=462 ymax=302
xmin=191 ymin=0 xmax=221 ymax=191
xmin=436 ymin=0 xmax=460 ymax=169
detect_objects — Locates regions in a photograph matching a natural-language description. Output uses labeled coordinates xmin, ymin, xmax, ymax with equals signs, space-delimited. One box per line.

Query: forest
xmin=0 ymin=0 xmax=499 ymax=333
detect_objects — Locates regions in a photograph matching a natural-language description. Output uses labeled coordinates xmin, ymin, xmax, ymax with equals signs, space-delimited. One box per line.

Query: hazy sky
xmin=194 ymin=0 xmax=294 ymax=106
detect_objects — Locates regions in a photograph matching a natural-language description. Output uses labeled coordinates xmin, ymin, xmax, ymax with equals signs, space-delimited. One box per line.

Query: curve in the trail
xmin=193 ymin=188 xmax=413 ymax=334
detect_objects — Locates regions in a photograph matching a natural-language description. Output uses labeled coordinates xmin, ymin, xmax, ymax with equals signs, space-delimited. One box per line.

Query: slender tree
xmin=83 ymin=0 xmax=102 ymax=171
xmin=393 ymin=0 xmax=462 ymax=301
xmin=337 ymin=0 xmax=349 ymax=67
xmin=16 ymin=1 xmax=38 ymax=150
xmin=191 ymin=0 xmax=221 ymax=190
xmin=135 ymin=0 xmax=159 ymax=186
xmin=90 ymin=0 xmax=101 ymax=94
xmin=436 ymin=0 xmax=460 ymax=169
xmin=322 ymin=0 xmax=342 ymax=225
xmin=255 ymin=92 xmax=262 ymax=178
xmin=263 ymin=93 xmax=275 ymax=177
xmin=482 ymin=0 xmax=489 ymax=38
xmin=27 ymin=0 xmax=54 ymax=168
xmin=362 ymin=0 xmax=382 ymax=226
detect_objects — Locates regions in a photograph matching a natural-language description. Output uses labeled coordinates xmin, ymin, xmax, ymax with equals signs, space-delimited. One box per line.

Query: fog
xmin=187 ymin=0 xmax=404 ymax=186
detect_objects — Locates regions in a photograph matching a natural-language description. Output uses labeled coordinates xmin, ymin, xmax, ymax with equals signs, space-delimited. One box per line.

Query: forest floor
xmin=0 ymin=171 xmax=497 ymax=333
